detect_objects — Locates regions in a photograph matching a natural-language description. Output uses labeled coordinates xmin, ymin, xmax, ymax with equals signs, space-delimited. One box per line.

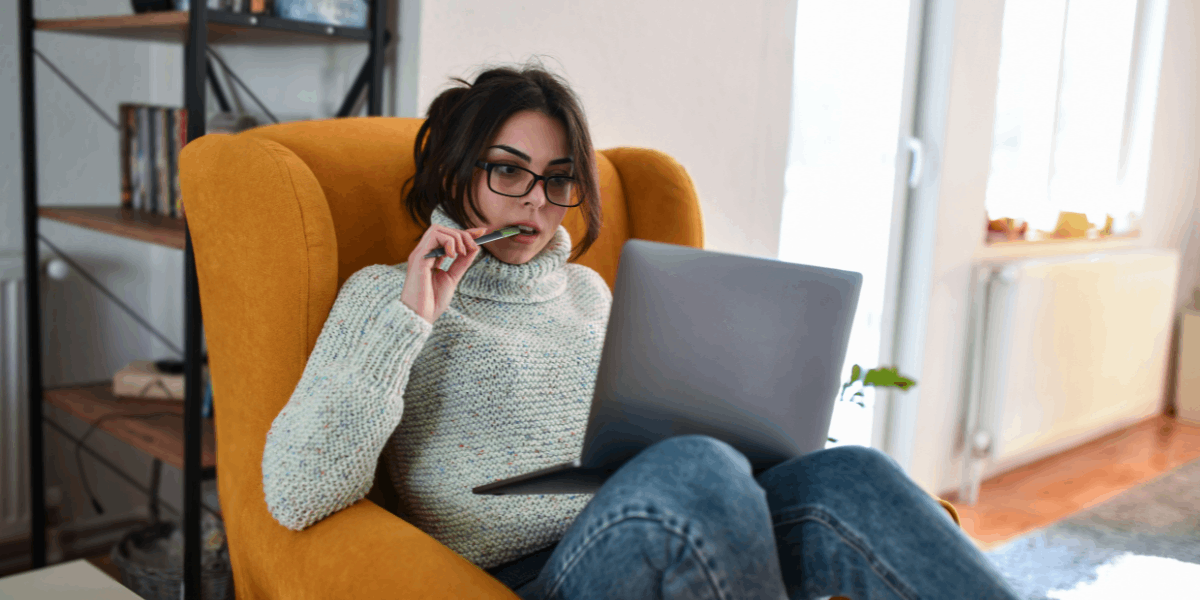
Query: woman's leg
xmin=756 ymin=445 xmax=1022 ymax=600
xmin=516 ymin=435 xmax=788 ymax=600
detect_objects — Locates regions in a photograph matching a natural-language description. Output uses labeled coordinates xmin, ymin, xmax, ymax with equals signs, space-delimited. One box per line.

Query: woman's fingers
xmin=409 ymin=224 xmax=494 ymax=267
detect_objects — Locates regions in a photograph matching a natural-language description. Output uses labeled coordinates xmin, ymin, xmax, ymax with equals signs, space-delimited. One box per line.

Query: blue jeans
xmin=492 ymin=435 xmax=1022 ymax=600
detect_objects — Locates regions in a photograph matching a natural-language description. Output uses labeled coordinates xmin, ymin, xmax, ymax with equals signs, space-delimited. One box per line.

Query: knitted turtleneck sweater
xmin=261 ymin=207 xmax=611 ymax=568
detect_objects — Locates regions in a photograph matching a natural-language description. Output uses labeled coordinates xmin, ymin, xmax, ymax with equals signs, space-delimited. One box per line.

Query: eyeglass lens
xmin=489 ymin=165 xmax=577 ymax=206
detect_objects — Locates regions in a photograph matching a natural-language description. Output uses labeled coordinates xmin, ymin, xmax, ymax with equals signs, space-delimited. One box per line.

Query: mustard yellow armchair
xmin=179 ymin=116 xmax=960 ymax=599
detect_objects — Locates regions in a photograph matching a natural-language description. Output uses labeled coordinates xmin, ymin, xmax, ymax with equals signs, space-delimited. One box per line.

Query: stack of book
xmin=120 ymin=103 xmax=188 ymax=218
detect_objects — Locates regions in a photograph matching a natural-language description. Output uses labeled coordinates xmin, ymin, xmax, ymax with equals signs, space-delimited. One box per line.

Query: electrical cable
xmin=43 ymin=418 xmax=222 ymax=521
xmin=75 ymin=411 xmax=180 ymax=517
xmin=74 ymin=376 xmax=216 ymax=520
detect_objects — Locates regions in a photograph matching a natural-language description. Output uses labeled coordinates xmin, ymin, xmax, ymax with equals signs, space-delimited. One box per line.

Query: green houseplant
xmin=827 ymin=365 xmax=917 ymax=443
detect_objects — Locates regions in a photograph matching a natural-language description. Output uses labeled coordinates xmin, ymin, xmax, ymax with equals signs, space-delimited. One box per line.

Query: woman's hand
xmin=401 ymin=225 xmax=489 ymax=324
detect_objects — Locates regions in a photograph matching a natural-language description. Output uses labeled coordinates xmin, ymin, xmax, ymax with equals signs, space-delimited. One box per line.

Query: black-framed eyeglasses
xmin=475 ymin=161 xmax=581 ymax=207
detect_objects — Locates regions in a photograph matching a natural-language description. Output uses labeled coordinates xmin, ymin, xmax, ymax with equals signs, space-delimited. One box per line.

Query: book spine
xmin=158 ymin=107 xmax=170 ymax=218
xmin=151 ymin=107 xmax=161 ymax=215
xmin=139 ymin=107 xmax=151 ymax=213
xmin=168 ymin=108 xmax=179 ymax=219
xmin=137 ymin=107 xmax=149 ymax=213
xmin=179 ymin=109 xmax=189 ymax=219
xmin=160 ymin=109 xmax=172 ymax=219
xmin=120 ymin=105 xmax=132 ymax=209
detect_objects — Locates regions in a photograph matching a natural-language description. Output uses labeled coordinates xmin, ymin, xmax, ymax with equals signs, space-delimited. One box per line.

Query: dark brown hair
xmin=402 ymin=63 xmax=603 ymax=261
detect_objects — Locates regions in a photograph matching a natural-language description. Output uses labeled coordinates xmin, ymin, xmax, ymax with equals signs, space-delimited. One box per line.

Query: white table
xmin=0 ymin=558 xmax=141 ymax=600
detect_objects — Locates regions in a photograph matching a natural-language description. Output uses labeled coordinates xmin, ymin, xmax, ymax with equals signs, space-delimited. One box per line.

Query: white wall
xmin=406 ymin=0 xmax=799 ymax=259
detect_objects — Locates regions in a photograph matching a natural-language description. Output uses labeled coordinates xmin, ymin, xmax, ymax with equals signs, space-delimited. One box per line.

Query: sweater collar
xmin=429 ymin=206 xmax=571 ymax=303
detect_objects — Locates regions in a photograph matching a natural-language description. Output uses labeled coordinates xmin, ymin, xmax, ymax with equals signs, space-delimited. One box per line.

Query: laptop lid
xmin=577 ymin=239 xmax=862 ymax=472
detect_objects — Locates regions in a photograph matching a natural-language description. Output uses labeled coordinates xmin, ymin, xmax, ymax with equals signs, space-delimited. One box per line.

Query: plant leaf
xmin=863 ymin=366 xmax=917 ymax=390
xmin=827 ymin=436 xmax=838 ymax=443
xmin=850 ymin=364 xmax=862 ymax=384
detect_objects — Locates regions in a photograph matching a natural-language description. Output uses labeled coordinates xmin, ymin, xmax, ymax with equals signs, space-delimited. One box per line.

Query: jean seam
xmin=773 ymin=505 xmax=918 ymax=600
xmin=546 ymin=508 xmax=729 ymax=600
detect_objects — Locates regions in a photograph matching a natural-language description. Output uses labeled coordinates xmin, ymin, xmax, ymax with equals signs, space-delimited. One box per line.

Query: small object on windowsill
xmin=986 ymin=216 xmax=1027 ymax=242
xmin=114 ymin=360 xmax=210 ymax=401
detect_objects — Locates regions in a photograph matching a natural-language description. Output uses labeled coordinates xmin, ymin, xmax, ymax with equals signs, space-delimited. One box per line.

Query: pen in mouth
xmin=424 ymin=226 xmax=522 ymax=259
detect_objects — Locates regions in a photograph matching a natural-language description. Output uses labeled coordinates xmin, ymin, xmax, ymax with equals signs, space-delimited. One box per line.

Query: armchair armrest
xmin=251 ymin=499 xmax=519 ymax=599
xmin=935 ymin=497 xmax=961 ymax=527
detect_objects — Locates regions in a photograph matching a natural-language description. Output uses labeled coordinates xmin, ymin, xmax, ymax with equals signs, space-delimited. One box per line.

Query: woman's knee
xmin=640 ymin=434 xmax=753 ymax=476
xmin=608 ymin=435 xmax=760 ymax=513
xmin=756 ymin=444 xmax=911 ymax=510
xmin=819 ymin=444 xmax=902 ymax=474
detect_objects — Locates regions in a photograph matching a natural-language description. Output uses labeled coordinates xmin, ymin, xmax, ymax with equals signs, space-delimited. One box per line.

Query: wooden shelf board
xmin=35 ymin=10 xmax=371 ymax=46
xmin=44 ymin=382 xmax=216 ymax=472
xmin=39 ymin=206 xmax=187 ymax=250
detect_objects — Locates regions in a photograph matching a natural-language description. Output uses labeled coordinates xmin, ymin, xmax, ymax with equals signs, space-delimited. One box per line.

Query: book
xmin=177 ymin=108 xmax=189 ymax=219
xmin=157 ymin=107 xmax=170 ymax=216
xmin=165 ymin=108 xmax=176 ymax=218
xmin=119 ymin=105 xmax=133 ymax=208
xmin=113 ymin=360 xmax=211 ymax=401
xmin=169 ymin=109 xmax=180 ymax=218
xmin=137 ymin=107 xmax=150 ymax=212
xmin=121 ymin=105 xmax=133 ymax=209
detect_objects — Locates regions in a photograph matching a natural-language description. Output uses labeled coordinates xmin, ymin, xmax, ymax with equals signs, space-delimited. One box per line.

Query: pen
xmin=424 ymin=226 xmax=522 ymax=259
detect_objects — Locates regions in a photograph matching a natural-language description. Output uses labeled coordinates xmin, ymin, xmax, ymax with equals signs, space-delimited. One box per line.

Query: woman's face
xmin=465 ymin=110 xmax=572 ymax=265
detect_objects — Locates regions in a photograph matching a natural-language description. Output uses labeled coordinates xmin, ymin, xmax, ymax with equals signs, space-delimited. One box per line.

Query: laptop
xmin=472 ymin=239 xmax=862 ymax=496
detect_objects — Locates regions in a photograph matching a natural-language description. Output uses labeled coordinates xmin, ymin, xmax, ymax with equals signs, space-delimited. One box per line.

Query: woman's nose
xmin=523 ymin=179 xmax=548 ymax=207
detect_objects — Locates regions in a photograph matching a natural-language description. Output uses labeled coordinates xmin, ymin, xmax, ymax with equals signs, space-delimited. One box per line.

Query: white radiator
xmin=0 ymin=253 xmax=29 ymax=544
xmin=959 ymin=248 xmax=1179 ymax=505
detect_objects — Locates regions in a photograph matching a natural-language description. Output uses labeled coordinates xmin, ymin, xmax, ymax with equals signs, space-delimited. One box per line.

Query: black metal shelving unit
xmin=18 ymin=2 xmax=391 ymax=597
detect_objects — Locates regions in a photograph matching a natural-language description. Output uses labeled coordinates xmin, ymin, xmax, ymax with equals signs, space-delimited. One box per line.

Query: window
xmin=984 ymin=0 xmax=1167 ymax=242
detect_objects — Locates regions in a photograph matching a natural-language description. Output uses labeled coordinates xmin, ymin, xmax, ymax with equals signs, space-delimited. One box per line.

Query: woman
xmin=262 ymin=64 xmax=1022 ymax=600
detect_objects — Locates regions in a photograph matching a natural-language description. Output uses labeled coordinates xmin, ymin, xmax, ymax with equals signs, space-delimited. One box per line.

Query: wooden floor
xmin=942 ymin=413 xmax=1200 ymax=551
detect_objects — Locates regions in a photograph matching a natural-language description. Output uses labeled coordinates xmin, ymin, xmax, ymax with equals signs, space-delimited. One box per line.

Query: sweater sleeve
xmin=261 ymin=264 xmax=432 ymax=531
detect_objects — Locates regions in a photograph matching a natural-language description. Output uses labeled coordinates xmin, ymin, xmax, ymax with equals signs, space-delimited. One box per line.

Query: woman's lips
xmin=508 ymin=230 xmax=541 ymax=245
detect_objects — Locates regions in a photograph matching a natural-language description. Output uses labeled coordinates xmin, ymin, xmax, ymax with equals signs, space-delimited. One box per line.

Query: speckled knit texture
xmin=262 ymin=206 xmax=611 ymax=569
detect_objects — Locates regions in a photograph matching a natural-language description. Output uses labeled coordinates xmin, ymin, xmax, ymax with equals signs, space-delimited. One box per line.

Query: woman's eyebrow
xmin=489 ymin=145 xmax=572 ymax=166
xmin=489 ymin=145 xmax=531 ymax=162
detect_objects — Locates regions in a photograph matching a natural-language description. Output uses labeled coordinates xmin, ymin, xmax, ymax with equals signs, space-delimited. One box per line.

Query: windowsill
xmin=975 ymin=232 xmax=1144 ymax=261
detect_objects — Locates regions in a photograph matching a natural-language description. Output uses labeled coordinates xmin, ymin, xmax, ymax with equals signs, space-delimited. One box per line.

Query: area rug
xmin=984 ymin=457 xmax=1200 ymax=599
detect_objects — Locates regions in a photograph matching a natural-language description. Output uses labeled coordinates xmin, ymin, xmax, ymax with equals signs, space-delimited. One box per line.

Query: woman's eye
xmin=496 ymin=165 xmax=520 ymax=175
